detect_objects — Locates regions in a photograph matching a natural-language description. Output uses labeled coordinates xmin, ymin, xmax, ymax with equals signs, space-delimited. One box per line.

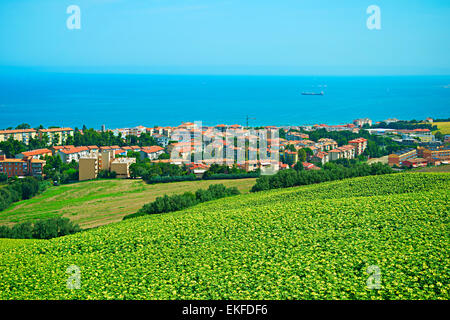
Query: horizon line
xmin=1 ymin=66 xmax=450 ymax=77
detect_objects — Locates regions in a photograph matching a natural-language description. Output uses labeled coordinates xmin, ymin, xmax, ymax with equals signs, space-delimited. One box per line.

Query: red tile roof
xmin=39 ymin=127 xmax=73 ymax=132
xmin=21 ymin=148 xmax=52 ymax=157
xmin=141 ymin=146 xmax=164 ymax=153
xmin=0 ymin=129 xmax=36 ymax=134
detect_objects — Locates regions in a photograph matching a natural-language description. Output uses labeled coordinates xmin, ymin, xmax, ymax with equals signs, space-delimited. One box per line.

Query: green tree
xmin=298 ymin=148 xmax=307 ymax=162
xmin=0 ymin=173 xmax=7 ymax=183
xmin=15 ymin=123 xmax=31 ymax=129
xmin=52 ymin=133 xmax=60 ymax=146
xmin=434 ymin=131 xmax=444 ymax=141
xmin=11 ymin=222 xmax=33 ymax=239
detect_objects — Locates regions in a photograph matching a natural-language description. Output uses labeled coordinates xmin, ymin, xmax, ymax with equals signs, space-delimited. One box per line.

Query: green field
xmin=0 ymin=172 xmax=448 ymax=299
xmin=434 ymin=121 xmax=450 ymax=135
xmin=415 ymin=165 xmax=450 ymax=173
xmin=0 ymin=178 xmax=256 ymax=229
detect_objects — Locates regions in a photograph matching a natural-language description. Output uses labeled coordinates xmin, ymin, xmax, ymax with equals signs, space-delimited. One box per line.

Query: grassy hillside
xmin=0 ymin=172 xmax=448 ymax=300
xmin=0 ymin=178 xmax=256 ymax=229
xmin=434 ymin=121 xmax=450 ymax=134
xmin=415 ymin=165 xmax=450 ymax=173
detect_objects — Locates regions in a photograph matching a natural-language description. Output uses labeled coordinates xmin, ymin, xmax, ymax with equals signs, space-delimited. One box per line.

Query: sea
xmin=0 ymin=72 xmax=449 ymax=129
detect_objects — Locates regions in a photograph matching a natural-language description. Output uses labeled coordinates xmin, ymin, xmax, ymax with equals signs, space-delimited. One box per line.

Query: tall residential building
xmin=348 ymin=138 xmax=368 ymax=155
xmin=417 ymin=146 xmax=450 ymax=163
xmin=0 ymin=155 xmax=45 ymax=178
xmin=79 ymin=151 xmax=136 ymax=181
xmin=0 ymin=129 xmax=37 ymax=144
xmin=16 ymin=148 xmax=52 ymax=159
xmin=38 ymin=128 xmax=74 ymax=145
xmin=388 ymin=148 xmax=417 ymax=166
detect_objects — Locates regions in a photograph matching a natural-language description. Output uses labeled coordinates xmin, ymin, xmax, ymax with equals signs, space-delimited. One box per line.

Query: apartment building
xmin=79 ymin=151 xmax=136 ymax=181
xmin=152 ymin=126 xmax=166 ymax=135
xmin=110 ymin=158 xmax=136 ymax=179
xmin=140 ymin=146 xmax=165 ymax=160
xmin=283 ymin=150 xmax=298 ymax=164
xmin=79 ymin=157 xmax=99 ymax=181
xmin=57 ymin=146 xmax=90 ymax=163
xmin=0 ymin=155 xmax=45 ymax=178
xmin=388 ymin=148 xmax=417 ymax=166
xmin=52 ymin=145 xmax=74 ymax=154
xmin=286 ymin=132 xmax=309 ymax=141
xmin=87 ymin=145 xmax=99 ymax=153
xmin=311 ymin=151 xmax=329 ymax=165
xmin=327 ymin=145 xmax=356 ymax=161
xmin=38 ymin=128 xmax=74 ymax=145
xmin=162 ymin=127 xmax=173 ymax=137
xmin=16 ymin=148 xmax=52 ymax=159
xmin=348 ymin=138 xmax=368 ymax=155
xmin=0 ymin=129 xmax=37 ymax=144
xmin=317 ymin=138 xmax=338 ymax=151
xmin=328 ymin=149 xmax=343 ymax=161
xmin=417 ymin=146 xmax=450 ymax=162
xmin=353 ymin=118 xmax=372 ymax=127
xmin=398 ymin=129 xmax=433 ymax=143
xmin=152 ymin=134 xmax=170 ymax=147
xmin=402 ymin=158 xmax=428 ymax=168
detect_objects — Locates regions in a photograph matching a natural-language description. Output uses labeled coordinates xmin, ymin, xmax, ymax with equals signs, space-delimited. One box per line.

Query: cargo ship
xmin=301 ymin=91 xmax=324 ymax=96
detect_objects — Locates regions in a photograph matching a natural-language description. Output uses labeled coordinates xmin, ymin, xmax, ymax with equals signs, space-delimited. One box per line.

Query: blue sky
xmin=0 ymin=0 xmax=449 ymax=75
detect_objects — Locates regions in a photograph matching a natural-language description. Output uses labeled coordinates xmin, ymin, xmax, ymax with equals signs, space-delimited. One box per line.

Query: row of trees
xmin=251 ymin=162 xmax=393 ymax=192
xmin=202 ymin=163 xmax=247 ymax=178
xmin=130 ymin=159 xmax=259 ymax=184
xmin=0 ymin=217 xmax=81 ymax=239
xmin=371 ymin=120 xmax=437 ymax=131
xmin=65 ymin=128 xmax=159 ymax=148
xmin=130 ymin=161 xmax=188 ymax=182
xmin=124 ymin=184 xmax=240 ymax=220
xmin=0 ymin=125 xmax=161 ymax=158
xmin=0 ymin=176 xmax=49 ymax=211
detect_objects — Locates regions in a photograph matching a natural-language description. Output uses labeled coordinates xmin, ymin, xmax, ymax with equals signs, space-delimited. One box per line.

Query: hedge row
xmin=251 ymin=162 xmax=394 ymax=192
xmin=124 ymin=184 xmax=240 ymax=220
xmin=0 ymin=217 xmax=81 ymax=240
xmin=0 ymin=177 xmax=49 ymax=212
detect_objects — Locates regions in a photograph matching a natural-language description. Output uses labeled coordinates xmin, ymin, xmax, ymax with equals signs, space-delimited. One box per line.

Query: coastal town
xmin=0 ymin=117 xmax=449 ymax=181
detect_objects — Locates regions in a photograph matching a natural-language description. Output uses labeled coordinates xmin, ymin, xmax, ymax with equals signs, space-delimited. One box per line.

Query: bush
xmin=0 ymin=173 xmax=8 ymax=183
xmin=33 ymin=217 xmax=81 ymax=239
xmin=147 ymin=174 xmax=198 ymax=184
xmin=124 ymin=184 xmax=241 ymax=220
xmin=0 ymin=177 xmax=46 ymax=212
xmin=251 ymin=162 xmax=394 ymax=192
xmin=203 ymin=172 xmax=260 ymax=180
xmin=0 ymin=225 xmax=12 ymax=238
xmin=98 ymin=170 xmax=116 ymax=179
xmin=10 ymin=222 xmax=33 ymax=239
xmin=0 ymin=217 xmax=81 ymax=240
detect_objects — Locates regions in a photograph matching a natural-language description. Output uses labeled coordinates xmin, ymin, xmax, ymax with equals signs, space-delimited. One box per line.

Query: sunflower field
xmin=0 ymin=172 xmax=448 ymax=299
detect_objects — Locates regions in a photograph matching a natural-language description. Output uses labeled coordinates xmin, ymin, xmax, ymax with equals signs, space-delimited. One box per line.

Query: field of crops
xmin=0 ymin=172 xmax=448 ymax=299
xmin=434 ymin=121 xmax=450 ymax=135
xmin=0 ymin=178 xmax=256 ymax=229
